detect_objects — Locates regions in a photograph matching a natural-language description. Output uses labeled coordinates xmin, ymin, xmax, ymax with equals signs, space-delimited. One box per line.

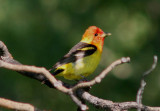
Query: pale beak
xmin=102 ymin=32 xmax=111 ymax=37
xmin=104 ymin=32 xmax=111 ymax=37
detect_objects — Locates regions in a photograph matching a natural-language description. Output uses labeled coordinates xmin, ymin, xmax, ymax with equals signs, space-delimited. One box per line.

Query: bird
xmin=50 ymin=26 xmax=111 ymax=80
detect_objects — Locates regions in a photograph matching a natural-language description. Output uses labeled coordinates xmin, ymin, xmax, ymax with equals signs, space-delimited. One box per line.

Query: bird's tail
xmin=49 ymin=68 xmax=64 ymax=76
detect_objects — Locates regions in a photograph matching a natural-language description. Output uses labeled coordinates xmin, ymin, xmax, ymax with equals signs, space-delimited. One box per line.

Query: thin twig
xmin=0 ymin=41 xmax=13 ymax=59
xmin=136 ymin=55 xmax=158 ymax=111
xmin=70 ymin=93 xmax=88 ymax=111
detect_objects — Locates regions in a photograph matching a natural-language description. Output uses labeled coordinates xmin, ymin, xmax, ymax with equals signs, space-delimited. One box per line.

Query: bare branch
xmin=72 ymin=57 xmax=130 ymax=91
xmin=136 ymin=55 xmax=158 ymax=111
xmin=0 ymin=60 xmax=69 ymax=93
xmin=0 ymin=97 xmax=39 ymax=111
xmin=78 ymin=89 xmax=160 ymax=111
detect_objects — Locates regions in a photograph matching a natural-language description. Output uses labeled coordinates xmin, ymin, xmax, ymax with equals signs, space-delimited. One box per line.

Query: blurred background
xmin=0 ymin=0 xmax=160 ymax=110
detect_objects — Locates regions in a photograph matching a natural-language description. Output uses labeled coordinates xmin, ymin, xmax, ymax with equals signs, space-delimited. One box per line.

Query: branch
xmin=0 ymin=60 xmax=69 ymax=93
xmin=78 ymin=89 xmax=160 ymax=111
xmin=0 ymin=97 xmax=41 ymax=111
xmin=136 ymin=55 xmax=158 ymax=111
xmin=0 ymin=41 xmax=56 ymax=88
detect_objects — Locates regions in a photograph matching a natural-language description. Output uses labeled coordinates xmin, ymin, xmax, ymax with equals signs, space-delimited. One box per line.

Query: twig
xmin=70 ymin=93 xmax=88 ymax=111
xmin=71 ymin=57 xmax=130 ymax=91
xmin=136 ymin=55 xmax=158 ymax=111
xmin=0 ymin=41 xmax=13 ymax=59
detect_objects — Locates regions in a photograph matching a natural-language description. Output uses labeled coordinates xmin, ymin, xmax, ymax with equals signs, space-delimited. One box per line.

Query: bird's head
xmin=81 ymin=26 xmax=111 ymax=43
xmin=81 ymin=26 xmax=111 ymax=51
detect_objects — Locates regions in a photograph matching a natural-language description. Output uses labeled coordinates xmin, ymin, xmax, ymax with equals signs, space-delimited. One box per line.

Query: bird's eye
xmin=95 ymin=33 xmax=98 ymax=36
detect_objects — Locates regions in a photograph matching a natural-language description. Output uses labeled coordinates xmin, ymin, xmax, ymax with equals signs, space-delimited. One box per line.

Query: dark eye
xmin=95 ymin=33 xmax=98 ymax=36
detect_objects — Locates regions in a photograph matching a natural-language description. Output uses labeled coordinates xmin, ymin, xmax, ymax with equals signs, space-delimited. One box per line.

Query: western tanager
xmin=50 ymin=26 xmax=111 ymax=80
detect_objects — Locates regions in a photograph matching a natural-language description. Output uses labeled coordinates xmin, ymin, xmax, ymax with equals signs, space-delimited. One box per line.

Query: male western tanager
xmin=50 ymin=26 xmax=111 ymax=80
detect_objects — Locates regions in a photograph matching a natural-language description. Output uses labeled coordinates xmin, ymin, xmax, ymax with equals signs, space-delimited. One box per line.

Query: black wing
xmin=51 ymin=42 xmax=97 ymax=69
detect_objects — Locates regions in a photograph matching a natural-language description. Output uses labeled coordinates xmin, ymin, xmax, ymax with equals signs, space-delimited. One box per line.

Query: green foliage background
xmin=0 ymin=0 xmax=160 ymax=110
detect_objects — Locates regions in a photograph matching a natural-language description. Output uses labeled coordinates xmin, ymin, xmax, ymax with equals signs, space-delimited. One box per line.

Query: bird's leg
xmin=76 ymin=75 xmax=91 ymax=91
xmin=79 ymin=75 xmax=89 ymax=82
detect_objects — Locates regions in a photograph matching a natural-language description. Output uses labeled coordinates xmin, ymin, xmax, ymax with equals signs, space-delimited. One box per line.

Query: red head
xmin=81 ymin=26 xmax=111 ymax=52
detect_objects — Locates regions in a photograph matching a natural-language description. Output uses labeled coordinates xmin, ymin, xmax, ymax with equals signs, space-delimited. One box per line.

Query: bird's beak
xmin=102 ymin=32 xmax=111 ymax=38
xmin=104 ymin=32 xmax=111 ymax=37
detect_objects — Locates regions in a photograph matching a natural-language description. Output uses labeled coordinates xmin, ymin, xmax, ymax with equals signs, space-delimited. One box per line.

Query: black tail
xmin=51 ymin=68 xmax=64 ymax=76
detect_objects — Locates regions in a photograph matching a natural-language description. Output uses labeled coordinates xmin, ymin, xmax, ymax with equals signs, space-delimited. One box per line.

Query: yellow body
xmin=57 ymin=47 xmax=101 ymax=80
